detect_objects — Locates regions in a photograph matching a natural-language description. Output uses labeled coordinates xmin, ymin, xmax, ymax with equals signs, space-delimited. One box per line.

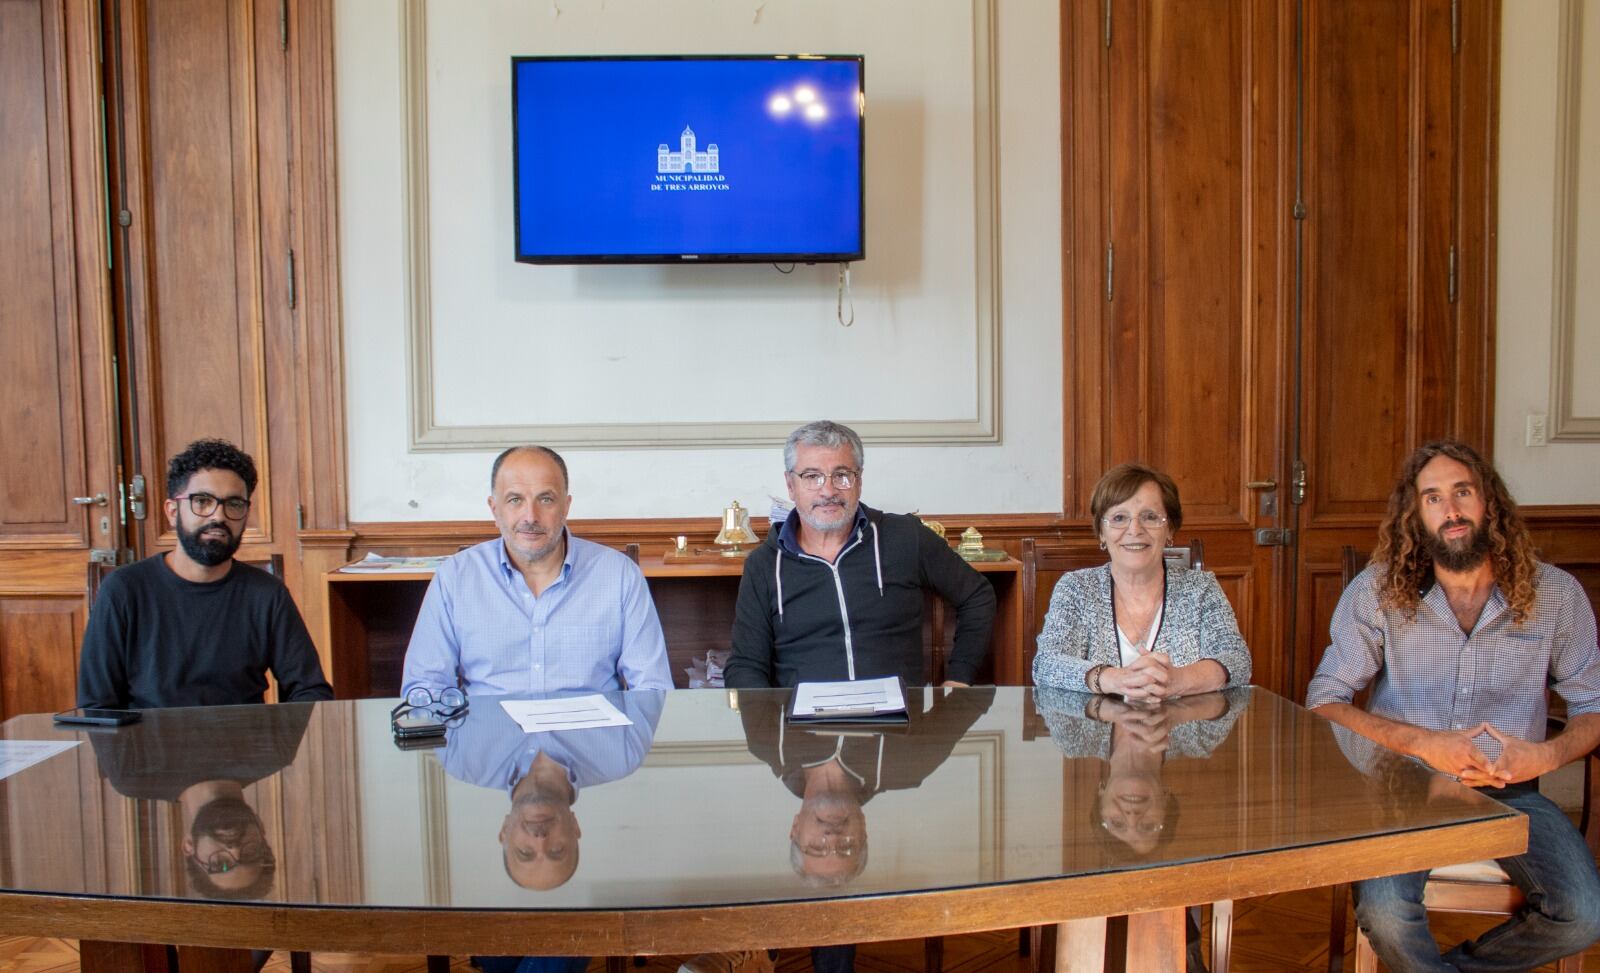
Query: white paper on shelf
xmin=499 ymin=695 xmax=633 ymax=734
xmin=790 ymin=676 xmax=906 ymax=718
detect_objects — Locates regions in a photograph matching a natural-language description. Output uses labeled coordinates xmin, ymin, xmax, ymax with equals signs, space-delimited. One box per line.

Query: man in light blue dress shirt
xmin=401 ymin=445 xmax=673 ymax=697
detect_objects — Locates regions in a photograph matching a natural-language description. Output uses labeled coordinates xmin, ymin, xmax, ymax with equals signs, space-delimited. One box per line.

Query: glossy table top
xmin=0 ymin=687 xmax=1525 ymax=953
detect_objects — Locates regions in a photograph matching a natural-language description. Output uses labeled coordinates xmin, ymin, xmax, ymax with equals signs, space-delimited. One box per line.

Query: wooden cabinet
xmin=322 ymin=555 xmax=1026 ymax=697
xmin=1062 ymin=0 xmax=1499 ymax=700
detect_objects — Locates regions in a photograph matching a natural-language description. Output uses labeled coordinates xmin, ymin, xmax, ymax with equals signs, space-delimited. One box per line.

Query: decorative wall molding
xmin=399 ymin=0 xmax=1002 ymax=451
xmin=1549 ymin=0 xmax=1599 ymax=441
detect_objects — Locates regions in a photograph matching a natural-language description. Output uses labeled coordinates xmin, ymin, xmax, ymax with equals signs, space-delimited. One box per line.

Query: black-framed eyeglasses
xmin=195 ymin=834 xmax=275 ymax=874
xmin=173 ymin=492 xmax=252 ymax=521
xmin=788 ymin=468 xmax=860 ymax=491
xmin=391 ymin=686 xmax=468 ymax=722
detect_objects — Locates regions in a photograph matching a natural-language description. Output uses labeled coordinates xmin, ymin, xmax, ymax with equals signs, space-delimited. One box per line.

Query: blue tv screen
xmin=512 ymin=55 xmax=865 ymax=264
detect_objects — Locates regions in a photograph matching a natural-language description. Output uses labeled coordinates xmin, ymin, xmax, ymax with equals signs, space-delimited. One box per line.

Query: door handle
xmin=1246 ymin=479 xmax=1277 ymax=490
xmin=72 ymin=493 xmax=109 ymax=507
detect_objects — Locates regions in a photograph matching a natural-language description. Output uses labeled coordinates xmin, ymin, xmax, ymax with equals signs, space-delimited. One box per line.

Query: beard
xmin=796 ymin=498 xmax=855 ymax=533
xmin=507 ymin=523 xmax=563 ymax=564
xmin=1425 ymin=516 xmax=1492 ymax=572
xmin=177 ymin=517 xmax=241 ymax=566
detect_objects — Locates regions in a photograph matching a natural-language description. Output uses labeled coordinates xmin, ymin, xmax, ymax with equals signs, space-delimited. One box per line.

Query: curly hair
xmin=167 ymin=439 xmax=258 ymax=497
xmin=1371 ymin=439 xmax=1539 ymax=624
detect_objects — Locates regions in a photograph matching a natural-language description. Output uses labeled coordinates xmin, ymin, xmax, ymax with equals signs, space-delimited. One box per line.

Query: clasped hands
xmin=1098 ymin=649 xmax=1186 ymax=702
xmin=1412 ymin=722 xmax=1553 ymax=788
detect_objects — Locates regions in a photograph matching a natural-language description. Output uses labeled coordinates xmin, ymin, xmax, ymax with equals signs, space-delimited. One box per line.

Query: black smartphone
xmin=392 ymin=710 xmax=446 ymax=738
xmin=54 ymin=708 xmax=142 ymax=727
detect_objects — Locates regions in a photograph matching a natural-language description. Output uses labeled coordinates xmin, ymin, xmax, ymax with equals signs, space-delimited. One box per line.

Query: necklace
xmin=1110 ymin=568 xmax=1168 ymax=652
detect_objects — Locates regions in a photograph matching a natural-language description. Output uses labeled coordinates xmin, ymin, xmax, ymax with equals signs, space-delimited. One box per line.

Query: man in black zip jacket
xmin=719 ymin=422 xmax=995 ymax=973
xmin=725 ymin=420 xmax=996 ymax=690
xmin=724 ymin=420 xmax=996 ymax=692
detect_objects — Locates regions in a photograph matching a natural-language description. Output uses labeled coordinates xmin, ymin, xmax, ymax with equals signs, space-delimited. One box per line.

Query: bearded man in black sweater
xmin=77 ymin=438 xmax=332 ymax=710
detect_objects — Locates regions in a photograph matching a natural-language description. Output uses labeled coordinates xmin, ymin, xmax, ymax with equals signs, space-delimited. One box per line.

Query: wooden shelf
xmin=322 ymin=552 xmax=1025 ymax=697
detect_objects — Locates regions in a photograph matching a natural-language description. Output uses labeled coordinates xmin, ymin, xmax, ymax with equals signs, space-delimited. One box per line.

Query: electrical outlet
xmin=1527 ymin=413 xmax=1549 ymax=447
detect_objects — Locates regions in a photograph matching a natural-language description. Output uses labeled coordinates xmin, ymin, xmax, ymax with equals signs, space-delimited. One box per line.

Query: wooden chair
xmin=1327 ymin=544 xmax=1600 ymax=973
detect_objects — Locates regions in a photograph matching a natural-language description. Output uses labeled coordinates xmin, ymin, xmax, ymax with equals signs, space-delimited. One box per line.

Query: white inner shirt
xmin=1117 ymin=603 xmax=1164 ymax=666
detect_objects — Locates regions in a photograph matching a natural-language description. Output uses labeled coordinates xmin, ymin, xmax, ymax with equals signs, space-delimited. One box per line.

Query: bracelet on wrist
xmin=1086 ymin=664 xmax=1106 ymax=695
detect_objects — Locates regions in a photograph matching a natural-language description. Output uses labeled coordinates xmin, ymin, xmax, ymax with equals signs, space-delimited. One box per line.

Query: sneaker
xmin=677 ymin=950 xmax=775 ymax=973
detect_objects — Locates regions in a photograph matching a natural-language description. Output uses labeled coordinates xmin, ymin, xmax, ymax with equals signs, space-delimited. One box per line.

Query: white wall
xmin=336 ymin=0 xmax=1064 ymax=522
xmin=1494 ymin=0 xmax=1600 ymax=503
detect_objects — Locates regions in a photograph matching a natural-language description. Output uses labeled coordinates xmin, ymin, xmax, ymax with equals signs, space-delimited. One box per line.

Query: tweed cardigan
xmin=1032 ymin=563 xmax=1252 ymax=691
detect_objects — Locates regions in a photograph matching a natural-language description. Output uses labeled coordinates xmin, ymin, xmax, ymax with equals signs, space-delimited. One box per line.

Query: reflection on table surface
xmin=0 ymin=687 xmax=1516 ymax=911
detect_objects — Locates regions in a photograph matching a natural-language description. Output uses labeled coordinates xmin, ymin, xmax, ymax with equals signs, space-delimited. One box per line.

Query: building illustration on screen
xmin=657 ymin=126 xmax=719 ymax=173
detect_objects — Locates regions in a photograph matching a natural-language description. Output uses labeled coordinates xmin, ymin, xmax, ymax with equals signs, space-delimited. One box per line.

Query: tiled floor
xmin=6 ymin=885 xmax=1600 ymax=971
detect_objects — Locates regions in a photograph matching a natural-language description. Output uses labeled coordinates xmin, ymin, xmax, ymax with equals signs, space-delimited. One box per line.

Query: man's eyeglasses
xmin=195 ymin=834 xmax=275 ymax=874
xmin=173 ymin=493 xmax=252 ymax=521
xmin=391 ymin=686 xmax=468 ymax=722
xmin=798 ymin=834 xmax=859 ymax=858
xmin=789 ymin=468 xmax=860 ymax=492
xmin=1102 ymin=511 xmax=1168 ymax=533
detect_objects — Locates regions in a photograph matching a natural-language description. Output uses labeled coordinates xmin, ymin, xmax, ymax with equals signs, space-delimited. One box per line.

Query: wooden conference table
xmin=0 ymin=687 xmax=1525 ymax=971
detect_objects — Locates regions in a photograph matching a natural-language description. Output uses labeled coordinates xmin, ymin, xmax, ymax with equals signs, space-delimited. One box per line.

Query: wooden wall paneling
xmin=248 ymin=0 xmax=301 ymax=596
xmin=300 ymin=528 xmax=357 ymax=683
xmin=0 ymin=0 xmax=89 ymax=552
xmin=1062 ymin=0 xmax=1109 ymax=521
xmin=112 ymin=0 xmax=276 ymax=556
xmin=1300 ymin=0 xmax=1413 ymax=528
xmin=287 ymin=0 xmax=349 ymax=537
xmin=1289 ymin=0 xmax=1497 ymax=703
xmin=1527 ymin=507 xmax=1600 ymax=613
xmin=0 ymin=0 xmax=116 ymax=721
xmin=0 ymin=597 xmax=83 ymax=721
xmin=1456 ymin=0 xmax=1498 ymax=447
xmin=1078 ymin=0 xmax=1292 ymax=690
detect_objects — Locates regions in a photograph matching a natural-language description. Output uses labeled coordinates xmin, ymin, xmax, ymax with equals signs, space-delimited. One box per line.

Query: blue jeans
xmin=473 ymin=956 xmax=591 ymax=973
xmin=1353 ymin=784 xmax=1600 ymax=972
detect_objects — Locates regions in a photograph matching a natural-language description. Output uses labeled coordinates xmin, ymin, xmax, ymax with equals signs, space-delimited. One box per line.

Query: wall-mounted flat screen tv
xmin=512 ymin=55 xmax=865 ymax=264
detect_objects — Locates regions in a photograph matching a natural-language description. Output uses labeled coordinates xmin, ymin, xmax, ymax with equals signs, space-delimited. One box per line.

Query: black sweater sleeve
xmin=77 ymin=584 xmax=132 ymax=709
xmin=724 ymin=549 xmax=779 ymax=688
xmin=268 ymin=586 xmax=334 ymax=702
xmin=918 ymin=528 xmax=996 ymax=684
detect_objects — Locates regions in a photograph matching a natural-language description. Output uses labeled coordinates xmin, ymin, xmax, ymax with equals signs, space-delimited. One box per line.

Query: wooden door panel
xmin=1290 ymin=0 xmax=1495 ymax=701
xmin=0 ymin=0 xmax=91 ymax=549
xmin=0 ymin=0 xmax=120 ymax=722
xmin=1137 ymin=0 xmax=1249 ymax=523
xmin=1302 ymin=0 xmax=1414 ymax=524
xmin=0 ymin=595 xmax=83 ymax=717
xmin=117 ymin=0 xmax=274 ymax=553
xmin=1076 ymin=0 xmax=1291 ymax=689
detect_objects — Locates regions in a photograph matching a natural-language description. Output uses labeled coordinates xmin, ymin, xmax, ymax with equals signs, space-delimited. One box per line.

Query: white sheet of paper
xmin=790 ymin=676 xmax=907 ymax=717
xmin=499 ymin=695 xmax=633 ymax=734
xmin=0 ymin=740 xmax=79 ymax=782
